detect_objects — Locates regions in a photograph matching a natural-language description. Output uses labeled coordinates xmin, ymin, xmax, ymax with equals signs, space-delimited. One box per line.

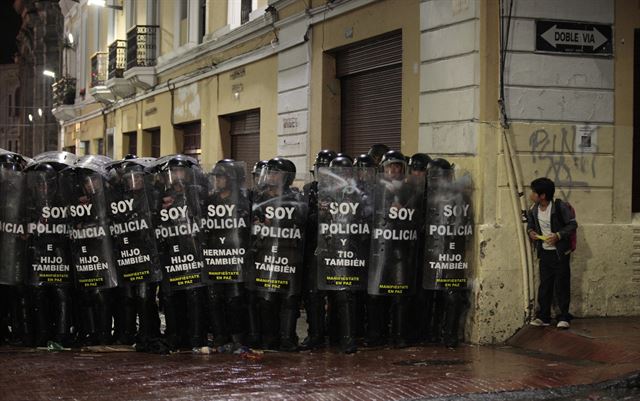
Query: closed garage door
xmin=337 ymin=30 xmax=402 ymax=157
xmin=227 ymin=109 xmax=260 ymax=181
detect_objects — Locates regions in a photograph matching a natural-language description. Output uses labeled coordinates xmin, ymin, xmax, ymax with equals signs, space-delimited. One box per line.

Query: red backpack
xmin=555 ymin=199 xmax=577 ymax=252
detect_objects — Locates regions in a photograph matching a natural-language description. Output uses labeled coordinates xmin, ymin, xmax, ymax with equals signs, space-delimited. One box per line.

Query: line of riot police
xmin=0 ymin=145 xmax=472 ymax=353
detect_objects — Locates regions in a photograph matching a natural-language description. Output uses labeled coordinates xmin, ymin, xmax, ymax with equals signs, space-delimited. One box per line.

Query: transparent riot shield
xmin=201 ymin=161 xmax=252 ymax=284
xmin=108 ymin=167 xmax=162 ymax=285
xmin=249 ymin=170 xmax=308 ymax=295
xmin=60 ymin=168 xmax=118 ymax=290
xmin=0 ymin=168 xmax=27 ymax=285
xmin=25 ymin=168 xmax=73 ymax=287
xmin=423 ymin=170 xmax=473 ymax=291
xmin=316 ymin=166 xmax=375 ymax=291
xmin=367 ymin=172 xmax=424 ymax=296
xmin=149 ymin=164 xmax=205 ymax=292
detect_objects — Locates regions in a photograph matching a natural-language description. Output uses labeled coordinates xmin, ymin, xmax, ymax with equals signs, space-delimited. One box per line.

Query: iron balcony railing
xmin=126 ymin=25 xmax=159 ymax=70
xmin=52 ymin=76 xmax=76 ymax=107
xmin=90 ymin=52 xmax=108 ymax=87
xmin=108 ymin=40 xmax=127 ymax=80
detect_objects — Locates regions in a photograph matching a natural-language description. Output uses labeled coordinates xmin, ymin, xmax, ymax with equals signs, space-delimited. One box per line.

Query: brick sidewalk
xmin=1 ymin=317 xmax=639 ymax=400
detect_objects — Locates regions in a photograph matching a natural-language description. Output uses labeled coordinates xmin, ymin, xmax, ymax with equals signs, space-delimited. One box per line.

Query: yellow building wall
xmin=159 ymin=0 xmax=175 ymax=57
xmin=309 ymin=0 xmax=420 ymax=164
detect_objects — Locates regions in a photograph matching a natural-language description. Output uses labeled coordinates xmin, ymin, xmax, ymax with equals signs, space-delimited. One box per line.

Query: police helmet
xmin=329 ymin=156 xmax=353 ymax=168
xmin=367 ymin=144 xmax=390 ymax=165
xmin=212 ymin=159 xmax=238 ymax=179
xmin=266 ymin=157 xmax=296 ymax=187
xmin=409 ymin=153 xmax=432 ymax=173
xmin=252 ymin=160 xmax=268 ymax=177
xmin=313 ymin=149 xmax=337 ymax=168
xmin=353 ymin=154 xmax=376 ymax=168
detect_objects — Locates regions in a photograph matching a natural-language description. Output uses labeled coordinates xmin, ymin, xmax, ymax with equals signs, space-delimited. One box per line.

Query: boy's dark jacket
xmin=527 ymin=199 xmax=578 ymax=256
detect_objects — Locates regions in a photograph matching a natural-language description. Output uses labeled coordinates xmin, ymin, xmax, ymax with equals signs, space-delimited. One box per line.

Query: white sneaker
xmin=529 ymin=318 xmax=550 ymax=327
xmin=557 ymin=320 xmax=570 ymax=329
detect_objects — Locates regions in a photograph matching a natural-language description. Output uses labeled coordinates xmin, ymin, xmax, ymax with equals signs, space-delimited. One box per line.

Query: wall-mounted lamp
xmin=38 ymin=108 xmax=43 ymax=117
xmin=28 ymin=114 xmax=33 ymax=122
xmin=43 ymin=70 xmax=56 ymax=79
xmin=87 ymin=0 xmax=123 ymax=11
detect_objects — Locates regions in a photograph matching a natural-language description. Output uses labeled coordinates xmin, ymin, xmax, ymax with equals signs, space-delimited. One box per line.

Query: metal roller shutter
xmin=229 ymin=109 xmax=260 ymax=181
xmin=337 ymin=30 xmax=402 ymax=157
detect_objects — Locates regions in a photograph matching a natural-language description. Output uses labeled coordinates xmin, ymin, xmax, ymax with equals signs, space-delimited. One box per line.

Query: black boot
xmin=259 ymin=295 xmax=279 ymax=350
xmin=279 ymin=295 xmax=300 ymax=352
xmin=335 ymin=291 xmax=357 ymax=354
xmin=364 ymin=295 xmax=388 ymax=347
xmin=391 ymin=297 xmax=409 ymax=348
xmin=136 ymin=283 xmax=160 ymax=342
xmin=208 ymin=286 xmax=230 ymax=346
xmin=246 ymin=291 xmax=261 ymax=348
xmin=114 ymin=286 xmax=136 ymax=345
xmin=187 ymin=287 xmax=207 ymax=348
xmin=11 ymin=286 xmax=34 ymax=347
xmin=94 ymin=289 xmax=114 ymax=345
xmin=228 ymin=293 xmax=247 ymax=346
xmin=443 ymin=290 xmax=464 ymax=348
xmin=52 ymin=287 xmax=74 ymax=347
xmin=32 ymin=287 xmax=50 ymax=347
xmin=301 ymin=291 xmax=325 ymax=350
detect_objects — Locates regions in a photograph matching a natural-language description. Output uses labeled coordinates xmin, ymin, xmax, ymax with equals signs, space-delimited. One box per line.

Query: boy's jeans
xmin=537 ymin=250 xmax=571 ymax=322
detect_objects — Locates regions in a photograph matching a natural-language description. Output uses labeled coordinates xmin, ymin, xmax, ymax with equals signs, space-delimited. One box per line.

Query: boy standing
xmin=527 ymin=178 xmax=578 ymax=329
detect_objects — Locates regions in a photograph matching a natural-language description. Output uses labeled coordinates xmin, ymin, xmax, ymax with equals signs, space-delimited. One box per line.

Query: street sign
xmin=535 ymin=20 xmax=612 ymax=55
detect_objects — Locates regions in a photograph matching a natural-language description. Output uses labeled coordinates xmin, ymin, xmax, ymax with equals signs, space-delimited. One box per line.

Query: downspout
xmin=499 ymin=0 xmax=534 ymax=320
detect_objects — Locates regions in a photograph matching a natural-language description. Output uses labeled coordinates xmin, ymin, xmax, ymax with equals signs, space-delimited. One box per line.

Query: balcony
xmin=89 ymin=52 xmax=115 ymax=104
xmin=123 ymin=25 xmax=159 ymax=90
xmin=106 ymin=40 xmax=135 ymax=98
xmin=51 ymin=76 xmax=80 ymax=121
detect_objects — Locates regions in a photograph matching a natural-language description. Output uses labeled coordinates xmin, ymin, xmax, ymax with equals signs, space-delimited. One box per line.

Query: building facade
xmin=14 ymin=0 xmax=65 ymax=156
xmin=0 ymin=64 xmax=21 ymax=153
xmin=53 ymin=0 xmax=640 ymax=343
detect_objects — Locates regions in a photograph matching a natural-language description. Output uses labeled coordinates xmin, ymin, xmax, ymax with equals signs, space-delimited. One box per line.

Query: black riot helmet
xmin=0 ymin=151 xmax=27 ymax=171
xmin=409 ymin=153 xmax=432 ymax=173
xmin=427 ymin=158 xmax=454 ymax=182
xmin=380 ymin=150 xmax=406 ymax=179
xmin=212 ymin=159 xmax=238 ymax=179
xmin=329 ymin=156 xmax=353 ymax=168
xmin=314 ymin=149 xmax=337 ymax=168
xmin=266 ymin=157 xmax=296 ymax=187
xmin=124 ymin=154 xmax=137 ymax=160
xmin=334 ymin=153 xmax=353 ymax=163
xmin=367 ymin=144 xmax=390 ymax=166
xmin=353 ymin=154 xmax=376 ymax=168
xmin=252 ymin=160 xmax=268 ymax=177
xmin=428 ymin=158 xmax=453 ymax=171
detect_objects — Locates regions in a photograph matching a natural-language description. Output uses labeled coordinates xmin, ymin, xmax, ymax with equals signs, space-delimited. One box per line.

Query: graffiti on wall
xmin=528 ymin=127 xmax=597 ymax=199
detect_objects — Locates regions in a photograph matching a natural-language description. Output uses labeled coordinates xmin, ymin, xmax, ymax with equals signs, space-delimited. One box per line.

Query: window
xmin=228 ymin=0 xmax=257 ymax=29
xmin=151 ymin=129 xmax=161 ymax=158
xmin=124 ymin=131 xmax=137 ymax=156
xmin=80 ymin=140 xmax=90 ymax=155
xmin=96 ymin=138 xmax=104 ymax=155
xmin=179 ymin=122 xmax=201 ymax=162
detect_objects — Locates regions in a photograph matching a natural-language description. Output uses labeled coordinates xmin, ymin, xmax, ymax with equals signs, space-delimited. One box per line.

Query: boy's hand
xmin=528 ymin=230 xmax=538 ymax=241
xmin=544 ymin=233 xmax=559 ymax=245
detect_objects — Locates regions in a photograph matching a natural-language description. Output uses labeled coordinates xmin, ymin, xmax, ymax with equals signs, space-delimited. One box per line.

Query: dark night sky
xmin=1 ymin=1 xmax=21 ymax=64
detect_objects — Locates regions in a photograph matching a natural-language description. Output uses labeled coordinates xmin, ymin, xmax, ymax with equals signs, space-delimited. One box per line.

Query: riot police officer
xmin=318 ymin=155 xmax=373 ymax=353
xmin=366 ymin=150 xmax=424 ymax=348
xmin=423 ymin=158 xmax=471 ymax=348
xmin=301 ymin=150 xmax=336 ymax=350
xmin=367 ymin=144 xmax=390 ymax=166
xmin=250 ymin=157 xmax=307 ymax=351
xmin=24 ymin=151 xmax=77 ymax=347
xmin=0 ymin=150 xmax=32 ymax=346
xmin=61 ymin=155 xmax=119 ymax=345
xmin=202 ymin=159 xmax=252 ymax=347
xmin=148 ymin=155 xmax=207 ymax=350
xmin=407 ymin=153 xmax=432 ymax=344
xmin=107 ymin=156 xmax=162 ymax=346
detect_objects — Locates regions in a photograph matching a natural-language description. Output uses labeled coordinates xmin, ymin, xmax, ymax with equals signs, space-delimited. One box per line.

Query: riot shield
xmin=367 ymin=172 xmax=424 ymax=296
xmin=0 ymin=168 xmax=27 ymax=285
xmin=108 ymin=163 xmax=162 ymax=285
xmin=249 ymin=171 xmax=307 ymax=295
xmin=423 ymin=170 xmax=473 ymax=290
xmin=24 ymin=167 xmax=73 ymax=287
xmin=148 ymin=163 xmax=205 ymax=292
xmin=60 ymin=167 xmax=118 ymax=290
xmin=316 ymin=166 xmax=375 ymax=291
xmin=201 ymin=161 xmax=252 ymax=284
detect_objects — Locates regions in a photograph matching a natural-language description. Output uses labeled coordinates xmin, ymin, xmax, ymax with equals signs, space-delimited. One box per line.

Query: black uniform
xmin=25 ymin=151 xmax=77 ymax=347
xmin=0 ymin=150 xmax=32 ymax=346
xmin=147 ymin=155 xmax=207 ymax=350
xmin=61 ymin=155 xmax=119 ymax=345
xmin=249 ymin=158 xmax=307 ymax=351
xmin=107 ymin=157 xmax=162 ymax=346
xmin=423 ymin=159 xmax=472 ymax=347
xmin=202 ymin=160 xmax=252 ymax=347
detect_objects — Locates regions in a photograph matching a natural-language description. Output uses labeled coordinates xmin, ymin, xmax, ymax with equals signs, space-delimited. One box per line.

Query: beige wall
xmin=309 ymin=0 xmax=420 ymax=164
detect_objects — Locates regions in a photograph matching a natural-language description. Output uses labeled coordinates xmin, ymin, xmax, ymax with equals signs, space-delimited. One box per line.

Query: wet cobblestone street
xmin=1 ymin=318 xmax=639 ymax=400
